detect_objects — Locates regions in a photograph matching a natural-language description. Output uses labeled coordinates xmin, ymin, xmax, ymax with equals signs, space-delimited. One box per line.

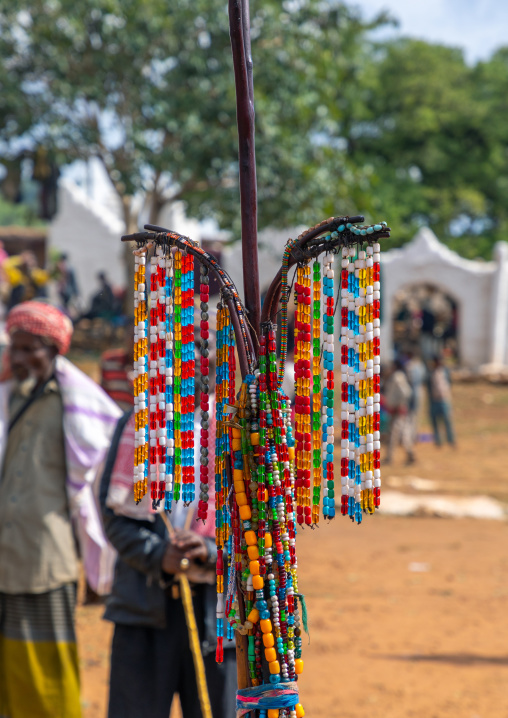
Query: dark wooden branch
xmin=229 ymin=0 xmax=260 ymax=343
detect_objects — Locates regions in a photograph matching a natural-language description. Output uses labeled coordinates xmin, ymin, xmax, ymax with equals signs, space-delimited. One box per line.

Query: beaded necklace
xmin=124 ymin=216 xmax=388 ymax=718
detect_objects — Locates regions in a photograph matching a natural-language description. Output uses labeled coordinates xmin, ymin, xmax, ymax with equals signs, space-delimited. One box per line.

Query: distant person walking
xmin=384 ymin=360 xmax=414 ymax=464
xmin=405 ymin=350 xmax=426 ymax=444
xmin=427 ymin=356 xmax=455 ymax=447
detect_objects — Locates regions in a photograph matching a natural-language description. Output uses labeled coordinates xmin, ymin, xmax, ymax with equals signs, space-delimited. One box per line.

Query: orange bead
xmin=245 ymin=530 xmax=257 ymax=546
xmin=236 ymin=492 xmax=248 ymax=507
xmin=264 ymin=532 xmax=273 ymax=548
xmin=239 ymin=505 xmax=252 ymax=520
xmin=247 ymin=545 xmax=259 ymax=560
xmin=268 ymin=710 xmax=279 ymax=718
xmin=265 ymin=647 xmax=277 ymax=663
xmin=250 ymin=432 xmax=260 ymax=446
xmin=268 ymin=660 xmax=280 ymax=675
xmin=295 ymin=659 xmax=304 ymax=674
xmin=260 ymin=619 xmax=272 ymax=634
xmin=252 ymin=575 xmax=264 ymax=590
xmin=247 ymin=608 xmax=259 ymax=624
xmin=232 ymin=438 xmax=242 ymax=451
xmin=249 ymin=560 xmax=260 ymax=576
xmin=295 ymin=704 xmax=305 ymax=717
xmin=233 ymin=469 xmax=244 ymax=482
xmin=231 ymin=427 xmax=242 ymax=438
xmin=234 ymin=481 xmax=245 ymax=495
xmin=262 ymin=632 xmax=274 ymax=647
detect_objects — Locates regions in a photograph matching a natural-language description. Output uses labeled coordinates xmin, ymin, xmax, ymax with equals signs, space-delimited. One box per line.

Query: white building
xmin=48 ymin=180 xmax=508 ymax=370
xmin=381 ymin=228 xmax=508 ymax=370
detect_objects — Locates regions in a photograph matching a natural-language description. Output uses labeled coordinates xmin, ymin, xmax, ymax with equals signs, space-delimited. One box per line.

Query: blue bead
xmin=269 ymin=674 xmax=281 ymax=684
xmin=367 ymin=226 xmax=374 ymax=234
xmin=338 ymin=224 xmax=345 ymax=232
xmin=361 ymin=229 xmax=367 ymax=236
xmin=374 ymin=224 xmax=382 ymax=231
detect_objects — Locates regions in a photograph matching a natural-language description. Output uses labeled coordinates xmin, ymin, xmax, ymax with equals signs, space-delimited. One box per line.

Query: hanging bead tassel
xmin=149 ymin=251 xmax=160 ymax=507
xmin=180 ymin=251 xmax=195 ymax=505
xmin=322 ymin=252 xmax=335 ymax=519
xmin=198 ymin=263 xmax=211 ymax=521
xmin=133 ymin=249 xmax=148 ymax=503
xmin=165 ymin=248 xmax=175 ymax=510
xmin=173 ymin=249 xmax=183 ymax=502
xmin=311 ymin=260 xmax=321 ymax=525
xmin=294 ymin=265 xmax=312 ymax=526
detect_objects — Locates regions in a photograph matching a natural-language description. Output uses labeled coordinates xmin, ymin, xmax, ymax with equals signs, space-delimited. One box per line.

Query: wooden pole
xmin=229 ymin=0 xmax=260 ymax=343
xmin=229 ymin=0 xmax=260 ymax=709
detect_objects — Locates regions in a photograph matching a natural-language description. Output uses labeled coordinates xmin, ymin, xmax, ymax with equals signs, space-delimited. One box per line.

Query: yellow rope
xmin=179 ymin=573 xmax=213 ymax=718
xmin=161 ymin=511 xmax=213 ymax=718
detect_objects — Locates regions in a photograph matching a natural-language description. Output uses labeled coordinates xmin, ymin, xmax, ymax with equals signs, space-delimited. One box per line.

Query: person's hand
xmin=172 ymin=529 xmax=208 ymax=563
xmin=161 ymin=543 xmax=186 ymax=575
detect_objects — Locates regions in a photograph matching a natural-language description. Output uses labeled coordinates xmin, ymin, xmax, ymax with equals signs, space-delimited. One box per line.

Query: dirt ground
xmin=77 ymin=381 xmax=508 ymax=718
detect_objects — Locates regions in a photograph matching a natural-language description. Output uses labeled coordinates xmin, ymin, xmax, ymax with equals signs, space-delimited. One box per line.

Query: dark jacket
xmin=99 ymin=412 xmax=233 ymax=655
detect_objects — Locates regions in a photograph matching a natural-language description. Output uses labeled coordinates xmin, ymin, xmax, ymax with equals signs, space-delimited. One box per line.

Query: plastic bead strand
xmin=173 ymin=250 xmax=183 ymax=502
xmin=165 ymin=248 xmax=175 ymax=510
xmin=311 ymin=261 xmax=321 ymax=525
xmin=133 ymin=249 xmax=148 ymax=502
xmin=180 ymin=251 xmax=195 ymax=505
xmin=321 ymin=252 xmax=335 ymax=519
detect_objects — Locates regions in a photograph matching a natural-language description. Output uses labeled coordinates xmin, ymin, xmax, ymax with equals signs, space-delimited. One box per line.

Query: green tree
xmin=0 ymin=0 xmax=388 ymax=235
xmin=348 ymin=38 xmax=508 ymax=258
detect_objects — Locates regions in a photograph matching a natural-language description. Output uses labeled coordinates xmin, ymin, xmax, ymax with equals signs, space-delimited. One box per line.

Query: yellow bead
xmin=295 ymin=703 xmax=305 ymax=717
xmin=264 ymin=532 xmax=272 ymax=548
xmin=295 ymin=658 xmax=304 ymax=674
xmin=245 ymin=530 xmax=257 ymax=546
xmin=260 ymin=619 xmax=272 ymax=634
xmin=262 ymin=632 xmax=274 ymax=647
xmin=265 ymin=647 xmax=277 ymax=663
xmin=249 ymin=560 xmax=260 ymax=576
xmin=247 ymin=545 xmax=259 ymax=560
xmin=268 ymin=660 xmax=280 ymax=675
xmin=252 ymin=575 xmax=264 ymax=590
xmin=288 ymin=447 xmax=295 ymax=461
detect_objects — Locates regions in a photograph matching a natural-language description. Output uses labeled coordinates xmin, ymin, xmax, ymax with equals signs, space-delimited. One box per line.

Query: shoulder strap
xmin=8 ymin=375 xmax=54 ymax=433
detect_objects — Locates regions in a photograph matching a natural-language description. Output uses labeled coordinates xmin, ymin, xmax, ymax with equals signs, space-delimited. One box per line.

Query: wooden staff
xmin=160 ymin=511 xmax=213 ymax=718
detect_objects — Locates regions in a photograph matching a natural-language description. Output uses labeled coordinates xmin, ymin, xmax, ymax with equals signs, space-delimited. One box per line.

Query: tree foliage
xmin=0 ymin=0 xmax=387 ymax=234
xmin=1 ymin=2 xmax=508 ymax=258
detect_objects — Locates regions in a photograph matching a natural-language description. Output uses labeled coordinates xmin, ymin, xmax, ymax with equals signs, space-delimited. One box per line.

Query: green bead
xmin=327 ymin=480 xmax=334 ymax=489
xmin=328 ymin=489 xmax=335 ymax=499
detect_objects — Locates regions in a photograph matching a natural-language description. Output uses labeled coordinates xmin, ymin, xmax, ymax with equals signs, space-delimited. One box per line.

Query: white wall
xmin=49 ymin=179 xmax=126 ymax=304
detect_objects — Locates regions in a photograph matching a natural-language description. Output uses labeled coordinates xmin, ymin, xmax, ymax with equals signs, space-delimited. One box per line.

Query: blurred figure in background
xmin=54 ymin=252 xmax=79 ymax=311
xmin=3 ymin=251 xmax=49 ymax=309
xmin=100 ymin=319 xmax=135 ymax=411
xmin=80 ymin=271 xmax=116 ymax=322
xmin=0 ymin=301 xmax=121 ymax=718
xmin=427 ymin=355 xmax=455 ymax=447
xmin=99 ymin=350 xmax=236 ymax=718
xmin=384 ymin=359 xmax=415 ymax=464
xmin=405 ymin=349 xmax=426 ymax=444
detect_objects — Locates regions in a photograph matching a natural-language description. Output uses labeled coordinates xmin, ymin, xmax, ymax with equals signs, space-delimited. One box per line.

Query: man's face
xmin=9 ymin=331 xmax=57 ymax=385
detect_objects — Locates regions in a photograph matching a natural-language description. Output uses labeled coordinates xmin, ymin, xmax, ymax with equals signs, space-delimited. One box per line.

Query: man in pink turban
xmin=0 ymin=301 xmax=121 ymax=718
